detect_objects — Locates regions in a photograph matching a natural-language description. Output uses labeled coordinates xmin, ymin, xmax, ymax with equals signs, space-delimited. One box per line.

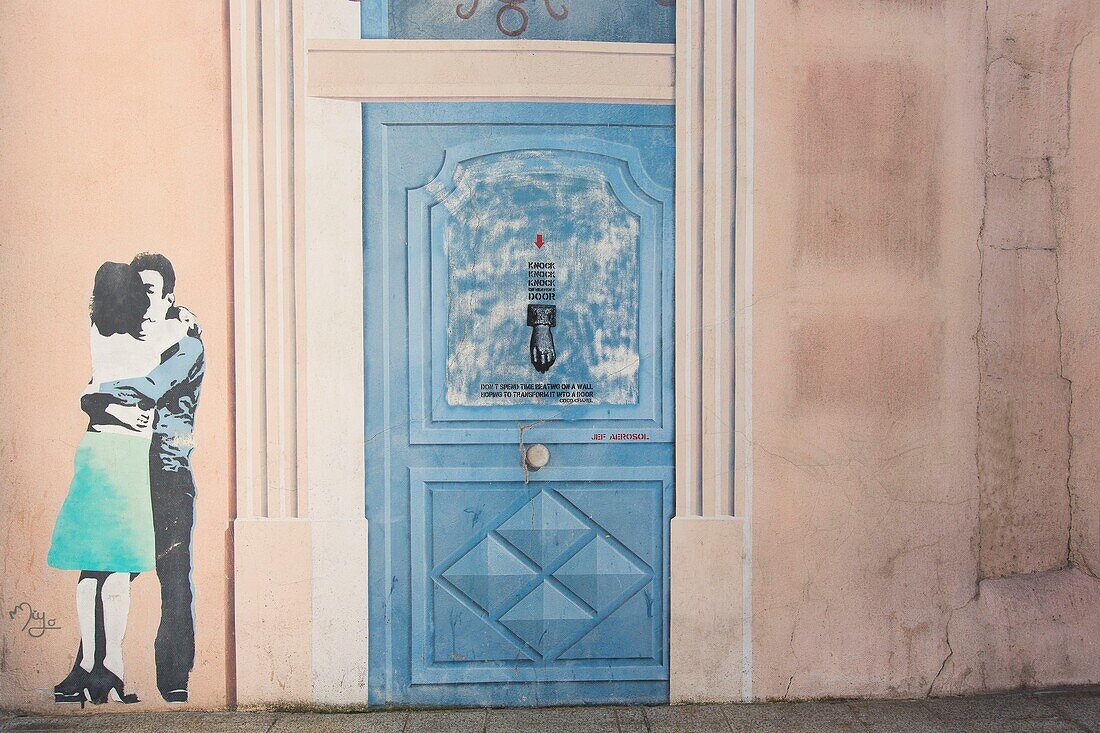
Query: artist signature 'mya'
xmin=8 ymin=603 xmax=60 ymax=638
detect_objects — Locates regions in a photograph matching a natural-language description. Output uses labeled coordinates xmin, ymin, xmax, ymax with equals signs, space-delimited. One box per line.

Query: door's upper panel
xmin=363 ymin=0 xmax=675 ymax=42
xmin=367 ymin=104 xmax=674 ymax=444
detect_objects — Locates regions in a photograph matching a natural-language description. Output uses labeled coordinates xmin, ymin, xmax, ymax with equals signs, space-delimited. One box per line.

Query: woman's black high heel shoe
xmin=83 ymin=663 xmax=139 ymax=705
xmin=53 ymin=661 xmax=89 ymax=707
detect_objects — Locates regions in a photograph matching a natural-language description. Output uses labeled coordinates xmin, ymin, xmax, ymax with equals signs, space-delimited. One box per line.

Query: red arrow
xmin=535 ymin=233 xmax=545 ymax=249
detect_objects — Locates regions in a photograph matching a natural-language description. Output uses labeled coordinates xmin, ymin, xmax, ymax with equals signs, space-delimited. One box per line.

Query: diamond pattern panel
xmin=421 ymin=480 xmax=667 ymax=684
xmin=497 ymin=492 xmax=590 ymax=566
xmin=499 ymin=581 xmax=592 ymax=652
xmin=552 ymin=536 xmax=647 ymax=609
xmin=441 ymin=536 xmax=538 ymax=613
xmin=434 ymin=488 xmax=656 ymax=661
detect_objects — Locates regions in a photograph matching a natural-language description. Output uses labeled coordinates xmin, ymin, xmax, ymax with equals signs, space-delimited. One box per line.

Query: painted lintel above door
xmin=306 ymin=40 xmax=674 ymax=103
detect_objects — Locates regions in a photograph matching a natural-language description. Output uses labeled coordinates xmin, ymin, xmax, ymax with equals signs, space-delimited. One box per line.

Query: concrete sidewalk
xmin=2 ymin=688 xmax=1098 ymax=732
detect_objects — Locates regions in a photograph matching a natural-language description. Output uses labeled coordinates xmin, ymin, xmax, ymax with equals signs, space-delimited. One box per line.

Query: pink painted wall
xmin=0 ymin=2 xmax=233 ymax=712
xmin=749 ymin=0 xmax=1100 ymax=700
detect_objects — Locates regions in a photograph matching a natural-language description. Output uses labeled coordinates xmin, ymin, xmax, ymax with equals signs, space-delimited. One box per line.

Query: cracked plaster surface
xmin=1054 ymin=28 xmax=1100 ymax=578
xmin=748 ymin=0 xmax=1100 ymax=702
xmin=939 ymin=0 xmax=1100 ymax=696
xmin=977 ymin=0 xmax=1097 ymax=581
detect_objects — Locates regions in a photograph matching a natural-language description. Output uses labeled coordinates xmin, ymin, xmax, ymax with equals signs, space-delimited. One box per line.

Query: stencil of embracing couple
xmin=47 ymin=253 xmax=204 ymax=706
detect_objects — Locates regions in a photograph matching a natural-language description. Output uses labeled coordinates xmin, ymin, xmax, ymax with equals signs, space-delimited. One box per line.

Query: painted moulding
xmin=406 ymin=133 xmax=674 ymax=444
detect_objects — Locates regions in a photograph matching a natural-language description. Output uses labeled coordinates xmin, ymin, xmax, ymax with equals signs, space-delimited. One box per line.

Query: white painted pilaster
xmin=230 ymin=0 xmax=314 ymax=707
xmin=231 ymin=0 xmax=370 ymax=707
xmin=669 ymin=0 xmax=746 ymax=703
xmin=303 ymin=0 xmax=370 ymax=705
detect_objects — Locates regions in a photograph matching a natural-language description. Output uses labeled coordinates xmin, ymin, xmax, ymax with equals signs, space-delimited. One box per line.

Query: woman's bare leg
xmin=75 ymin=576 xmax=98 ymax=673
xmin=100 ymin=572 xmax=131 ymax=678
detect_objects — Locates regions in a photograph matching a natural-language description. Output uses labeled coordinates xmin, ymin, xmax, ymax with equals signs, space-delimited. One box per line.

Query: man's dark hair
xmin=131 ymin=252 xmax=176 ymax=295
xmin=90 ymin=262 xmax=148 ymax=339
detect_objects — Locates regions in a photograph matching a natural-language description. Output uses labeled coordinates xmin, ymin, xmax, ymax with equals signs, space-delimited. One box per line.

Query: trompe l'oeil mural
xmin=436 ymin=150 xmax=642 ymax=408
xmin=48 ymin=254 xmax=204 ymax=707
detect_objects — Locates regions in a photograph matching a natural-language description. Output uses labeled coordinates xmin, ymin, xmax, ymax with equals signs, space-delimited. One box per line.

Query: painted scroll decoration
xmin=454 ymin=0 xmax=676 ymax=37
xmin=387 ymin=0 xmax=674 ymax=42
xmin=456 ymin=0 xmax=569 ymax=38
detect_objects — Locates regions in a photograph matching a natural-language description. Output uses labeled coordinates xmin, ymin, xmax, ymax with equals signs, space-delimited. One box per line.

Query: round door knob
xmin=525 ymin=443 xmax=550 ymax=470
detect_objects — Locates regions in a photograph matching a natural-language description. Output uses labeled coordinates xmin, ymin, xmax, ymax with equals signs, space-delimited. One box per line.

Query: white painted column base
xmin=233 ymin=518 xmax=314 ymax=707
xmin=233 ymin=517 xmax=370 ymax=707
xmin=670 ymin=516 xmax=746 ymax=703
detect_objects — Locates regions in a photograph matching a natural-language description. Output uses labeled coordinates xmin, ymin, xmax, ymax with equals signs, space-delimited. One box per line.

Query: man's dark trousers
xmin=150 ymin=435 xmax=196 ymax=697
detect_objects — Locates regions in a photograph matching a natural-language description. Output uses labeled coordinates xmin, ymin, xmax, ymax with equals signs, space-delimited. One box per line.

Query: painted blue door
xmin=364 ymin=102 xmax=674 ymax=707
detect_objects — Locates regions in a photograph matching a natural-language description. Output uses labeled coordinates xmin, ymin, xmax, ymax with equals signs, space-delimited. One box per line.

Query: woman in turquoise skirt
xmin=47 ymin=261 xmax=187 ymax=706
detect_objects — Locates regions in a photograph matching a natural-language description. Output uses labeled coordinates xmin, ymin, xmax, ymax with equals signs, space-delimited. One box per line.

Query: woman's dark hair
xmin=89 ymin=262 xmax=149 ymax=339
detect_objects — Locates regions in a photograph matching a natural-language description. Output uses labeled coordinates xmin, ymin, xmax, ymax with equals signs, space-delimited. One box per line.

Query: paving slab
xmin=487 ymin=705 xmax=618 ymax=733
xmin=404 ymin=708 xmax=488 ymax=733
xmin=644 ymin=704 xmax=731 ymax=733
xmin=1040 ymin=690 xmax=1100 ymax=732
xmin=720 ymin=700 xmax=864 ymax=731
xmin=269 ymin=710 xmax=409 ymax=733
xmin=937 ymin=721 xmax=1086 ymax=733
xmin=848 ymin=699 xmax=948 ymax=733
xmin=3 ymin=712 xmax=278 ymax=732
xmin=930 ymin=693 xmax=1065 ymax=724
xmin=926 ymin=692 xmax=1086 ymax=733
xmin=1 ymin=721 xmax=80 ymax=733
xmin=614 ymin=706 xmax=650 ymax=733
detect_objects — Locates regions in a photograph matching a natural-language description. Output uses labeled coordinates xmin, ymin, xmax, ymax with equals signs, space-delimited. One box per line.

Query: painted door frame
xmin=227 ymin=0 xmax=753 ymax=707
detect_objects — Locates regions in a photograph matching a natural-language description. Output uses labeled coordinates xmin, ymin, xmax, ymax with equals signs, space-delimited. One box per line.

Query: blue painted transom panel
xmin=364 ymin=0 xmax=674 ymax=42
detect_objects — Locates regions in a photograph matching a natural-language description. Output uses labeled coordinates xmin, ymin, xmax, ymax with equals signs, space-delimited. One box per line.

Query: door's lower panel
xmin=411 ymin=467 xmax=672 ymax=687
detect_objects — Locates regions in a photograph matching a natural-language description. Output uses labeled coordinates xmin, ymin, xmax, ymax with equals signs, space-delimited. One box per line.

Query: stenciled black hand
xmin=530 ymin=324 xmax=556 ymax=373
xmin=527 ymin=304 xmax=557 ymax=373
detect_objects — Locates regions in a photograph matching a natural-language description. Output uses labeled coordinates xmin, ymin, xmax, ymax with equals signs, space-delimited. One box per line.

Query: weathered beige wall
xmin=939 ymin=0 xmax=1100 ymax=695
xmin=750 ymin=0 xmax=1100 ymax=700
xmin=0 ymin=2 xmax=233 ymax=712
